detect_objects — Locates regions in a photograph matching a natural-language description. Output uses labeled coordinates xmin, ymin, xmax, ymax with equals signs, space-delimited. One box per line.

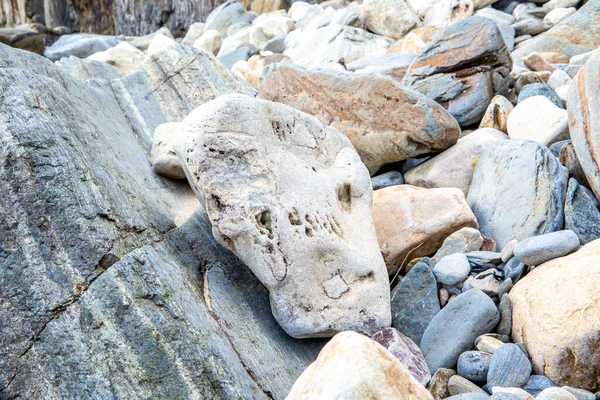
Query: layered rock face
xmin=0 ymin=42 xmax=322 ymax=399
xmin=174 ymin=94 xmax=391 ymax=338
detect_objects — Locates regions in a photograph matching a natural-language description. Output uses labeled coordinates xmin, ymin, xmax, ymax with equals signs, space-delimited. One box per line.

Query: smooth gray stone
xmin=55 ymin=55 xmax=125 ymax=81
xmin=563 ymin=386 xmax=596 ymax=400
xmin=434 ymin=253 xmax=472 ymax=286
xmin=497 ymin=277 xmax=513 ymax=300
xmin=0 ymin=42 xmax=312 ymax=399
xmin=466 ymin=251 xmax=503 ymax=267
xmin=497 ymin=293 xmax=512 ymax=336
xmin=457 ymin=351 xmax=492 ymax=384
xmin=564 ymin=178 xmax=600 ymax=244
xmin=487 ymin=344 xmax=532 ymax=388
xmin=44 ymin=33 xmax=121 ymax=61
xmin=467 ymin=140 xmax=568 ymax=249
xmin=227 ymin=21 xmax=252 ymax=37
xmin=218 ymin=43 xmax=259 ymax=69
xmin=391 ymin=261 xmax=440 ymax=345
xmin=490 ymin=394 xmax=520 ymax=400
xmin=204 ymin=0 xmax=248 ymax=35
xmin=523 ymin=375 xmax=556 ymax=397
xmin=420 ymin=289 xmax=500 ymax=373
xmin=446 ymin=395 xmax=491 ymax=400
xmin=513 ymin=230 xmax=580 ymax=266
xmin=261 ymin=34 xmax=287 ymax=53
xmin=537 ymin=387 xmax=579 ymax=399
xmin=517 ymin=83 xmax=564 ymax=108
xmin=372 ymin=170 xmax=404 ymax=190
xmin=503 ymin=257 xmax=525 ymax=283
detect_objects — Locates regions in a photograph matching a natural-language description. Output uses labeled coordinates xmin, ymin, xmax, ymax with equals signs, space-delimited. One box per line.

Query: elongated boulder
xmin=373 ymin=185 xmax=478 ymax=276
xmin=288 ymin=331 xmax=434 ymax=399
xmin=511 ymin=240 xmax=600 ymax=391
xmin=467 ymin=140 xmax=568 ymax=249
xmin=259 ymin=63 xmax=461 ymax=174
xmin=567 ymin=48 xmax=600 ymax=202
xmin=174 ymin=94 xmax=391 ymax=338
xmin=404 ymin=128 xmax=508 ymax=195
xmin=402 ymin=16 xmax=512 ymax=126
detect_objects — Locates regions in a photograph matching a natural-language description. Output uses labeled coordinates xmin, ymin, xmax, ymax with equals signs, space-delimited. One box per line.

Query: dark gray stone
xmin=391 ymin=261 xmax=440 ymax=346
xmin=513 ymin=230 xmax=580 ymax=266
xmin=466 ymin=251 xmax=503 ymax=267
xmin=420 ymin=289 xmax=500 ymax=373
xmin=457 ymin=351 xmax=492 ymax=384
xmin=43 ymin=33 xmax=121 ymax=61
xmin=517 ymin=83 xmax=564 ymax=108
xmin=402 ymin=155 xmax=431 ymax=173
xmin=218 ymin=43 xmax=259 ymax=69
xmin=261 ymin=34 xmax=287 ymax=53
xmin=497 ymin=294 xmax=512 ymax=336
xmin=559 ymin=142 xmax=588 ymax=187
xmin=503 ymin=257 xmax=526 ymax=283
xmin=565 ymin=178 xmax=600 ymax=244
xmin=487 ymin=344 xmax=532 ymax=388
xmin=550 ymin=139 xmax=571 ymax=158
xmin=372 ymin=170 xmax=404 ymax=190
xmin=467 ymin=140 xmax=568 ymax=249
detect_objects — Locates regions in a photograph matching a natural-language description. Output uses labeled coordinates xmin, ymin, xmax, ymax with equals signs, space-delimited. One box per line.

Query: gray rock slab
xmin=565 ymin=178 xmax=600 ymax=245
xmin=44 ymin=33 xmax=121 ymax=61
xmin=513 ymin=230 xmax=580 ymax=265
xmin=487 ymin=344 xmax=532 ymax=388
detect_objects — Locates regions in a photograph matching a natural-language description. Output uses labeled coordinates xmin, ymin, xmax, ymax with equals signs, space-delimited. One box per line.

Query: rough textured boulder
xmin=568 ymin=48 xmax=600 ymax=201
xmin=287 ymin=331 xmax=434 ymax=399
xmin=174 ymin=94 xmax=391 ymax=338
xmin=0 ymin=42 xmax=321 ymax=399
xmin=512 ymin=239 xmax=600 ymax=392
xmin=404 ymin=128 xmax=508 ymax=195
xmin=363 ymin=0 xmax=421 ymax=39
xmin=467 ymin=140 xmax=568 ymax=249
xmin=259 ymin=63 xmax=461 ymax=175
xmin=372 ymin=185 xmax=478 ymax=275
xmin=0 ymin=25 xmax=44 ymax=54
xmin=402 ymin=16 xmax=512 ymax=126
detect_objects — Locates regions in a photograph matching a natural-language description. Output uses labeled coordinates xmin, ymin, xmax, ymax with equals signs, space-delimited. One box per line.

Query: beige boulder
xmin=259 ymin=63 xmax=460 ymax=175
xmin=287 ymin=331 xmax=433 ymax=400
xmin=511 ymin=239 xmax=600 ymax=391
xmin=404 ymin=128 xmax=508 ymax=195
xmin=151 ymin=122 xmax=184 ymax=179
xmin=508 ymin=96 xmax=569 ymax=146
xmin=174 ymin=94 xmax=391 ymax=338
xmin=363 ymin=0 xmax=421 ymax=40
xmin=373 ymin=185 xmax=478 ymax=275
xmin=192 ymin=29 xmax=222 ymax=55
xmin=87 ymin=42 xmax=146 ymax=74
xmin=479 ymin=95 xmax=514 ymax=133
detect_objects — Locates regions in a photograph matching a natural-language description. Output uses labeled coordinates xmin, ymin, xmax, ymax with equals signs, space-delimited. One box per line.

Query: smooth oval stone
xmin=491 ymin=387 xmax=534 ymax=399
xmin=449 ymin=375 xmax=490 ymax=396
xmin=457 ymin=351 xmax=492 ymax=383
xmin=487 ymin=344 xmax=532 ymax=388
xmin=447 ymin=395 xmax=491 ymax=400
xmin=420 ymin=289 xmax=500 ymax=373
xmin=434 ymin=253 xmax=472 ymax=285
xmin=517 ymin=83 xmax=564 ymax=108
xmin=432 ymin=228 xmax=484 ymax=264
xmin=523 ymin=375 xmax=556 ymax=397
xmin=501 ymin=239 xmax=518 ymax=263
xmin=372 ymin=170 xmax=404 ymax=190
xmin=467 ymin=140 xmax=568 ymax=250
xmin=564 ymin=178 xmax=600 ymax=244
xmin=513 ymin=230 xmax=580 ymax=266
xmin=536 ymin=387 xmax=577 ymax=400
xmin=391 ymin=260 xmax=440 ymax=345
xmin=562 ymin=386 xmax=596 ymax=400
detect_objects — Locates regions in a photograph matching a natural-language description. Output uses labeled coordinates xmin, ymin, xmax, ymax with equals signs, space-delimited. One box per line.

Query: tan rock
xmin=244 ymin=52 xmax=290 ymax=88
xmin=151 ymin=122 xmax=185 ymax=179
xmin=538 ymin=51 xmax=570 ymax=64
xmin=386 ymin=26 xmax=439 ymax=55
xmin=479 ymin=95 xmax=514 ymax=133
xmin=523 ymin=51 xmax=557 ymax=72
xmin=404 ymin=128 xmax=508 ymax=195
xmin=87 ymin=41 xmax=146 ymax=74
xmin=427 ymin=368 xmax=456 ymax=400
xmin=373 ymin=185 xmax=478 ymax=275
xmin=363 ymin=0 xmax=422 ymax=40
xmin=511 ymin=239 xmax=600 ymax=391
xmin=259 ymin=63 xmax=460 ymax=175
xmin=287 ymin=331 xmax=433 ymax=400
xmin=192 ymin=29 xmax=222 ymax=55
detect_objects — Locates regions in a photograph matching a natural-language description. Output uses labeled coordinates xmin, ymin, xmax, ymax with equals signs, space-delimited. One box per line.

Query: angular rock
xmin=44 ymin=33 xmax=121 ymax=61
xmin=181 ymin=22 xmax=205 ymax=46
xmin=260 ymin=63 xmax=460 ymax=174
xmin=503 ymin=257 xmax=526 ymax=284
xmin=420 ymin=289 xmax=500 ymax=373
xmin=559 ymin=142 xmax=588 ymax=186
xmin=403 ymin=16 xmax=512 ymax=126
xmin=434 ymin=253 xmax=471 ymax=286
xmin=448 ymin=375 xmax=490 ymax=396
xmin=391 ymin=260 xmax=440 ymax=345
xmin=373 ymin=185 xmax=478 ymax=275
xmin=428 ymin=368 xmax=457 ymax=400
xmin=432 ymin=227 xmax=484 ymax=264
xmin=507 ymin=96 xmax=568 ymax=146
xmin=87 ymin=41 xmax=146 ymax=74
xmin=471 ymin=269 xmax=502 ymax=297
xmin=479 ymin=95 xmax=514 ymax=133
xmin=151 ymin=122 xmax=185 ymax=179
xmin=424 ymin=0 xmax=475 ymax=28
xmin=476 ymin=335 xmax=505 ymax=354
xmin=465 ymin=251 xmax=502 ymax=268
xmin=193 ymin=29 xmax=222 ymax=55
xmin=0 ymin=26 xmax=44 ymax=54
xmin=404 ymin=128 xmax=508 ymax=195
xmin=372 ymin=327 xmax=432 ymax=385
xmin=513 ymin=230 xmax=580 ymax=266
xmin=511 ymin=240 xmax=600 ymax=391
xmin=205 ymin=0 xmax=249 ymax=35
xmin=363 ymin=0 xmax=421 ymax=39
xmin=174 ymin=94 xmax=391 ymax=338
xmin=372 ymin=171 xmax=404 ymax=190
xmin=457 ymin=351 xmax=492 ymax=384
xmin=467 ymin=140 xmax=568 ymax=249
xmin=487 ymin=344 xmax=532 ymax=389
xmin=287 ymin=331 xmax=434 ymax=399
xmin=497 ymin=294 xmax=512 ymax=336
xmin=564 ymin=178 xmax=600 ymax=244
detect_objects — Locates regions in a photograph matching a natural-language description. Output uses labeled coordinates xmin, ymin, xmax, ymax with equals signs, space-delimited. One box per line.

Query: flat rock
xmin=427 ymin=368 xmax=457 ymax=400
xmin=479 ymin=95 xmax=514 ymax=133
xmin=467 ymin=140 xmax=568 ymax=249
xmin=363 ymin=0 xmax=421 ymax=39
xmin=403 ymin=16 xmax=512 ymax=126
xmin=497 ymin=294 xmax=512 ymax=336
xmin=523 ymin=375 xmax=556 ymax=397
xmin=434 ymin=253 xmax=471 ymax=286
xmin=507 ymin=96 xmax=569 ymax=146
xmin=174 ymin=94 xmax=391 ymax=338
xmin=432 ymin=227 xmax=484 ymax=264
xmin=372 ymin=171 xmax=404 ymax=190
xmin=259 ymin=63 xmax=460 ymax=174
xmin=404 ymin=128 xmax=508 ymax=195
xmin=287 ymin=331 xmax=434 ymax=399
xmin=513 ymin=230 xmax=580 ymax=265
xmin=373 ymin=185 xmax=478 ymax=276
xmin=420 ymin=289 xmax=500 ymax=373
xmin=457 ymin=351 xmax=492 ymax=383
xmin=564 ymin=178 xmax=600 ymax=244
xmin=511 ymin=239 xmax=600 ymax=391
xmin=487 ymin=343 xmax=532 ymax=388
xmin=391 ymin=260 xmax=440 ymax=345
xmin=448 ymin=375 xmax=489 ymax=395
xmin=44 ymin=33 xmax=121 ymax=61
xmin=372 ymin=327 xmax=432 ymax=385
xmin=151 ymin=122 xmax=185 ymax=179
xmin=0 ymin=26 xmax=44 ymax=54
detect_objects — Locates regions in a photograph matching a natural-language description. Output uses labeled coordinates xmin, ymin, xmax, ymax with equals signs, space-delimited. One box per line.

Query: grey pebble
xmin=513 ymin=230 xmax=580 ymax=266
xmin=457 ymin=351 xmax=492 ymax=384
xmin=487 ymin=344 xmax=532 ymax=388
xmin=518 ymin=83 xmax=564 ymax=108
xmin=371 ymin=170 xmax=404 ymax=190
